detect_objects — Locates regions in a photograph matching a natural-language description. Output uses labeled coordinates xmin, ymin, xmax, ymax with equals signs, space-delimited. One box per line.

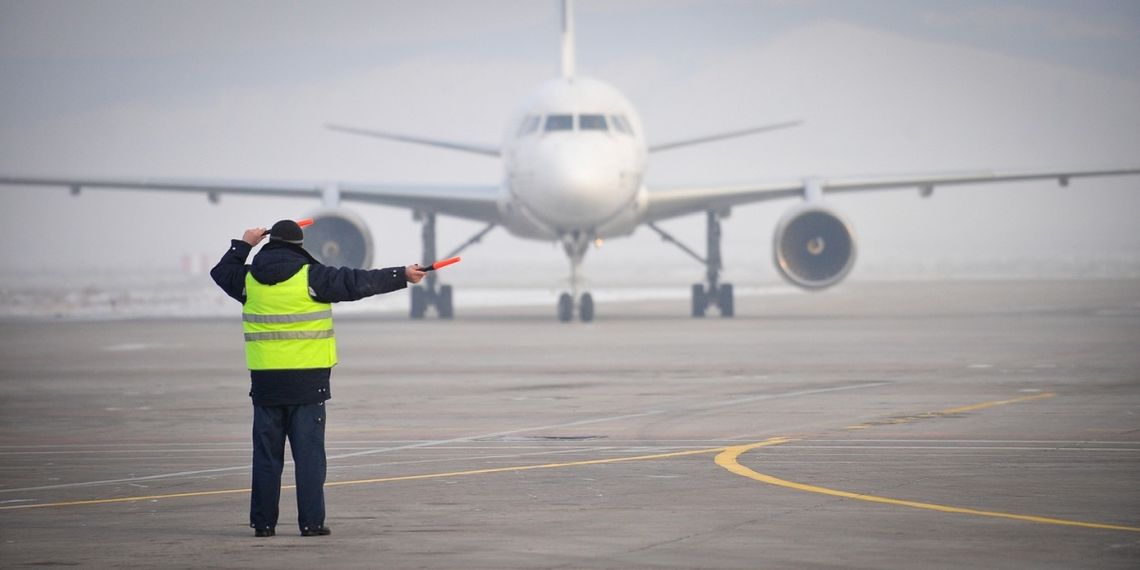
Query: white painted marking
xmin=102 ymin=343 xmax=149 ymax=352
xmin=0 ymin=449 xmax=252 ymax=456
xmin=0 ymin=382 xmax=888 ymax=494
xmin=811 ymin=439 xmax=1140 ymax=445
xmin=328 ymin=382 xmax=888 ymax=462
xmin=331 ymin=447 xmax=610 ymax=474
xmin=765 ymin=445 xmax=1140 ymax=452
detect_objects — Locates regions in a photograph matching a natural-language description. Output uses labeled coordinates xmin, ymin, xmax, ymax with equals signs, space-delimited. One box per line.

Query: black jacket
xmin=211 ymin=239 xmax=408 ymax=405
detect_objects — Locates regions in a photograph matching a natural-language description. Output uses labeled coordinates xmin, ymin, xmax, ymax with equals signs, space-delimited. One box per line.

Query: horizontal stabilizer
xmin=326 ymin=124 xmax=500 ymax=158
xmin=648 ymin=120 xmax=802 ymax=153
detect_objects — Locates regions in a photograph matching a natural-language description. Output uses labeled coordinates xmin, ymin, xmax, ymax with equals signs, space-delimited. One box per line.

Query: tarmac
xmin=0 ymin=279 xmax=1138 ymax=569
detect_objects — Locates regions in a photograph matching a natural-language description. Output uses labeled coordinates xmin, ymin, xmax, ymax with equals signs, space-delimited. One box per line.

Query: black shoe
xmin=300 ymin=525 xmax=331 ymax=537
xmin=254 ymin=528 xmax=275 ymax=537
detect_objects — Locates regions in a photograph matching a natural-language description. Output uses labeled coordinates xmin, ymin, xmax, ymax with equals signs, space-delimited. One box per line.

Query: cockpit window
xmin=517 ymin=114 xmax=540 ymax=136
xmin=544 ymin=114 xmax=573 ymax=131
xmin=610 ymin=114 xmax=633 ymax=135
xmin=579 ymin=114 xmax=608 ymax=131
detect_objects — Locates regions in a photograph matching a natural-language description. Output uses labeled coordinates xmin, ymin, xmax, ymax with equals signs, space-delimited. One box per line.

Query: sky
xmin=1 ymin=0 xmax=1139 ymax=288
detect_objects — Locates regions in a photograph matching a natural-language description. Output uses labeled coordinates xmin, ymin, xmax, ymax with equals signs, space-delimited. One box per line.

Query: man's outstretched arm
xmin=308 ymin=263 xmax=425 ymax=303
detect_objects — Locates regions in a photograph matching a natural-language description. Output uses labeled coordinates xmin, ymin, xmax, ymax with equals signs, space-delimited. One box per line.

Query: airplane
xmin=3 ymin=0 xmax=1139 ymax=322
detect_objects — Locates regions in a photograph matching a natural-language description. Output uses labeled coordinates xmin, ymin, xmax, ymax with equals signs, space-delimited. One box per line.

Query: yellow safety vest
xmin=242 ymin=265 xmax=337 ymax=370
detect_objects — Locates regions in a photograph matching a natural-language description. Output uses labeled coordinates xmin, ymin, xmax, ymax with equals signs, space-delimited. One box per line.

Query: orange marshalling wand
xmin=423 ymin=256 xmax=461 ymax=271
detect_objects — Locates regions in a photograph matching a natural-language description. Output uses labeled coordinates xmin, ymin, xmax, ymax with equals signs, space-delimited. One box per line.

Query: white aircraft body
xmin=3 ymin=1 xmax=1139 ymax=321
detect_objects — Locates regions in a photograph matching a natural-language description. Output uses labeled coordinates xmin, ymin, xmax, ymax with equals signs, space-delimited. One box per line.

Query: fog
xmin=1 ymin=0 xmax=1139 ymax=310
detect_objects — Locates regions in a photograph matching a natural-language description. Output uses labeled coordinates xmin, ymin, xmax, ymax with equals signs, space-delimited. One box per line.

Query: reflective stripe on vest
xmin=242 ymin=310 xmax=333 ymax=324
xmin=242 ymin=265 xmax=337 ymax=370
xmin=244 ymin=330 xmax=335 ymax=341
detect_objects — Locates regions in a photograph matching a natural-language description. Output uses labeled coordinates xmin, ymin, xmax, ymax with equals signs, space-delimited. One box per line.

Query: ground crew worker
xmin=210 ymin=220 xmax=426 ymax=537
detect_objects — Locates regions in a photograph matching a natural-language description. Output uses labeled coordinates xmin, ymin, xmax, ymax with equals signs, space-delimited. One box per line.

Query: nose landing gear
xmin=557 ymin=232 xmax=595 ymax=323
xmin=557 ymin=291 xmax=594 ymax=323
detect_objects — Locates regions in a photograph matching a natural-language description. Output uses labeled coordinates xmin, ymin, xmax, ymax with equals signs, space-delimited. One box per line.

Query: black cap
xmin=268 ymin=220 xmax=303 ymax=244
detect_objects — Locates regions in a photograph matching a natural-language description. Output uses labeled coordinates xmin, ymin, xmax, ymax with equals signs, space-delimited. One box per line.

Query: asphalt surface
xmin=1 ymin=279 xmax=1138 ymax=569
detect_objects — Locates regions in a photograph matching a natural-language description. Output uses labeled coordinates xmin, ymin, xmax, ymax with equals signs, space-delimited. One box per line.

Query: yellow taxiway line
xmin=715 ymin=440 xmax=1140 ymax=533
xmin=716 ymin=392 xmax=1140 ymax=534
xmin=844 ymin=392 xmax=1056 ymax=430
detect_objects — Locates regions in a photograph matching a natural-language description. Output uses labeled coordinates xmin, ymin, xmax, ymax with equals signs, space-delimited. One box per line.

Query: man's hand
xmin=242 ymin=228 xmax=268 ymax=247
xmin=406 ymin=264 xmax=426 ymax=284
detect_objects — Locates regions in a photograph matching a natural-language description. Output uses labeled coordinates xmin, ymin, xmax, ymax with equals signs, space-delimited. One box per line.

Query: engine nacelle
xmin=303 ymin=208 xmax=374 ymax=268
xmin=773 ymin=205 xmax=856 ymax=290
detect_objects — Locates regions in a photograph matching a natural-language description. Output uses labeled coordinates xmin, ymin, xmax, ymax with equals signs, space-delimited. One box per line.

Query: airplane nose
xmin=533 ymin=138 xmax=625 ymax=223
xmin=546 ymin=142 xmax=611 ymax=189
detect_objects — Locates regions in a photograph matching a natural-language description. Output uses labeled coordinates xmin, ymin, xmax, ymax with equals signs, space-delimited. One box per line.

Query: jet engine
xmin=302 ymin=208 xmax=374 ymax=268
xmin=773 ymin=205 xmax=856 ymax=290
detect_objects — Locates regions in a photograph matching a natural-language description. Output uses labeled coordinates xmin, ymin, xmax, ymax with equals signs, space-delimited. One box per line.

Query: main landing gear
xmin=410 ymin=211 xmax=495 ymax=320
xmin=557 ymin=232 xmax=594 ymax=323
xmin=649 ymin=209 xmax=734 ymax=318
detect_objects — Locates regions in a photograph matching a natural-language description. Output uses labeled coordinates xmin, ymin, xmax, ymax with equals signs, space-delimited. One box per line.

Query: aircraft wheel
xmin=579 ymin=292 xmax=594 ymax=322
xmin=717 ymin=283 xmax=734 ymax=317
xmin=691 ymin=284 xmax=706 ymax=318
xmin=557 ymin=292 xmax=574 ymax=323
xmin=438 ymin=285 xmax=454 ymax=319
xmin=410 ymin=285 xmax=427 ymax=320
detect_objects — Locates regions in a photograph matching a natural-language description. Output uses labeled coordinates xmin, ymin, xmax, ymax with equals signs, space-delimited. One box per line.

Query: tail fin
xmin=561 ymin=0 xmax=575 ymax=80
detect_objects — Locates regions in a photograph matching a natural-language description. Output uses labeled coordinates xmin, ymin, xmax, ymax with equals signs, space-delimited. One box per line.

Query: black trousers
xmin=250 ymin=402 xmax=327 ymax=532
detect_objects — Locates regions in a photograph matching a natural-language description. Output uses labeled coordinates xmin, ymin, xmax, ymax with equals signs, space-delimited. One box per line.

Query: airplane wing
xmin=339 ymin=182 xmax=501 ymax=222
xmin=643 ymin=166 xmax=1140 ymax=223
xmin=0 ymin=175 xmax=502 ymax=224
